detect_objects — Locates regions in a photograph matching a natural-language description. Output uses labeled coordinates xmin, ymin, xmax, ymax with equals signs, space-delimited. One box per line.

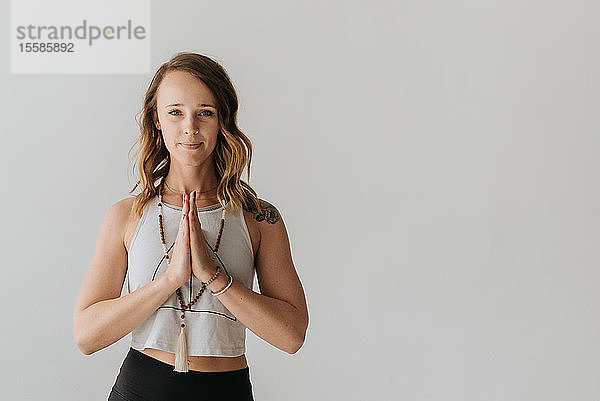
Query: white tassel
xmin=174 ymin=325 xmax=189 ymax=372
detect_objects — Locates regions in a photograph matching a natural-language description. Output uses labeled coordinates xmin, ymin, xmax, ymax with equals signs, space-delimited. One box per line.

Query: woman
xmin=73 ymin=52 xmax=309 ymax=400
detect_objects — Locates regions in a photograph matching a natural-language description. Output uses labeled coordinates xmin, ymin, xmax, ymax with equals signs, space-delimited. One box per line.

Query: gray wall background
xmin=1 ymin=0 xmax=599 ymax=400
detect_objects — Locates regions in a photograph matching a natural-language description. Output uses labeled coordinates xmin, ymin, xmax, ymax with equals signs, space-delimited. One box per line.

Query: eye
xmin=167 ymin=110 xmax=214 ymax=117
xmin=199 ymin=110 xmax=215 ymax=117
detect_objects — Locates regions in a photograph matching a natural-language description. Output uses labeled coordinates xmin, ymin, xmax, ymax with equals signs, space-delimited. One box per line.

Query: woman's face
xmin=153 ymin=70 xmax=220 ymax=166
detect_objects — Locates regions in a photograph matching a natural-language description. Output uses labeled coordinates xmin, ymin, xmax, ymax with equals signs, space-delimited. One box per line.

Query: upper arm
xmin=73 ymin=198 xmax=131 ymax=317
xmin=253 ymin=199 xmax=308 ymax=331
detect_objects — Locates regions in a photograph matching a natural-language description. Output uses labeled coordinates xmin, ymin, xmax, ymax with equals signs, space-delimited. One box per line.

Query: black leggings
xmin=108 ymin=348 xmax=254 ymax=400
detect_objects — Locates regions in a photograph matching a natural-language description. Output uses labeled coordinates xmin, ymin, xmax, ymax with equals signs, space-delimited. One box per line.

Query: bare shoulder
xmin=241 ymin=198 xmax=282 ymax=257
xmin=114 ymin=196 xmax=136 ymax=216
xmin=105 ymin=196 xmax=131 ymax=230
xmin=115 ymin=197 xmax=142 ymax=252
xmin=246 ymin=198 xmax=281 ymax=225
xmin=247 ymin=198 xmax=287 ymax=255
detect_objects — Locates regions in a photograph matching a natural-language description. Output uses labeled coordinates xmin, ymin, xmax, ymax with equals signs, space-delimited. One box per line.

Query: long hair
xmin=128 ymin=52 xmax=262 ymax=218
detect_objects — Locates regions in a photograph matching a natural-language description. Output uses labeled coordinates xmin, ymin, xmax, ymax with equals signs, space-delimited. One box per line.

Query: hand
xmin=188 ymin=190 xmax=219 ymax=283
xmin=164 ymin=193 xmax=192 ymax=288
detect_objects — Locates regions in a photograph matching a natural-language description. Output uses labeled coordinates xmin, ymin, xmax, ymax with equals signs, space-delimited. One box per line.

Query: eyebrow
xmin=165 ymin=103 xmax=216 ymax=108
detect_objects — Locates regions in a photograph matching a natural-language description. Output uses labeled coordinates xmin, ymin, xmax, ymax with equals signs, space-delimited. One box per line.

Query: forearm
xmin=74 ymin=274 xmax=180 ymax=355
xmin=207 ymin=269 xmax=305 ymax=354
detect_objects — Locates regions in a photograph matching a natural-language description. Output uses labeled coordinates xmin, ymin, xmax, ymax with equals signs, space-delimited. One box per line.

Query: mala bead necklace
xmin=157 ymin=180 xmax=233 ymax=372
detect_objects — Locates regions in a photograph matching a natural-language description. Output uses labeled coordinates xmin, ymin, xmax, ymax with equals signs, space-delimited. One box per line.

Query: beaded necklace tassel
xmin=157 ymin=182 xmax=227 ymax=373
xmin=174 ymin=324 xmax=188 ymax=372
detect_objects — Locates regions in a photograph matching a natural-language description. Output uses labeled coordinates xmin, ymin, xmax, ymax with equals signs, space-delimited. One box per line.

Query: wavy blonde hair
xmin=128 ymin=52 xmax=262 ymax=218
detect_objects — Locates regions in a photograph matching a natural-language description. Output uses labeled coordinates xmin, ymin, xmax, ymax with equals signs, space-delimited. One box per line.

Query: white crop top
xmin=123 ymin=194 xmax=256 ymax=357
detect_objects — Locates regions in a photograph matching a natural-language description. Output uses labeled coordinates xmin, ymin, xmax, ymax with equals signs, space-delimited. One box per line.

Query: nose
xmin=183 ymin=115 xmax=199 ymax=135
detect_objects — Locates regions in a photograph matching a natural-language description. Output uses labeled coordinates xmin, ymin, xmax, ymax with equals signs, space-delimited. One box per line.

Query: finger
xmin=189 ymin=195 xmax=205 ymax=258
xmin=189 ymin=191 xmax=200 ymax=232
xmin=176 ymin=194 xmax=186 ymax=241
xmin=192 ymin=193 xmax=206 ymax=241
xmin=188 ymin=191 xmax=197 ymax=242
xmin=178 ymin=194 xmax=187 ymax=244
xmin=194 ymin=191 xmax=201 ymax=228
xmin=180 ymin=193 xmax=186 ymax=222
xmin=182 ymin=198 xmax=188 ymax=234
xmin=180 ymin=196 xmax=191 ymax=264
xmin=183 ymin=193 xmax=190 ymax=238
xmin=189 ymin=190 xmax=198 ymax=226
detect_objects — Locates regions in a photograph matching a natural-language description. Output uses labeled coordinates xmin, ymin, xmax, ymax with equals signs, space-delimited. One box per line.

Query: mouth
xmin=179 ymin=143 xmax=203 ymax=150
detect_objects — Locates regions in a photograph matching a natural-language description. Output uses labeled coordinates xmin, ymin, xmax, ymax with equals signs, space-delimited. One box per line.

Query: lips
xmin=180 ymin=143 xmax=202 ymax=149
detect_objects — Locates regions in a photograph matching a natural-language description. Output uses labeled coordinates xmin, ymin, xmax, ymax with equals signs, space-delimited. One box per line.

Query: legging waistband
xmin=108 ymin=347 xmax=254 ymax=400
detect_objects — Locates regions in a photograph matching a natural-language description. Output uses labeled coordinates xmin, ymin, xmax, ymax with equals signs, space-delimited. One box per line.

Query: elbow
xmin=74 ymin=333 xmax=92 ymax=355
xmin=287 ymin=340 xmax=303 ymax=355
xmin=74 ymin=329 xmax=95 ymax=356
xmin=75 ymin=334 xmax=101 ymax=356
xmin=287 ymin=335 xmax=305 ymax=355
xmin=75 ymin=334 xmax=104 ymax=356
xmin=286 ymin=328 xmax=307 ymax=355
xmin=73 ymin=316 xmax=96 ymax=356
xmin=287 ymin=314 xmax=308 ymax=354
xmin=77 ymin=344 xmax=93 ymax=356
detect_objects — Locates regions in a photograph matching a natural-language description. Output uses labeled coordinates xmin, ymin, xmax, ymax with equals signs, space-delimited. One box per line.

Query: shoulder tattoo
xmin=250 ymin=199 xmax=280 ymax=224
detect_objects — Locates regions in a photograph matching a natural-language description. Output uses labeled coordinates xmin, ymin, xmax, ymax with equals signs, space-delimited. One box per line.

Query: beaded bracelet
xmin=202 ymin=265 xmax=221 ymax=286
xmin=210 ymin=272 xmax=233 ymax=296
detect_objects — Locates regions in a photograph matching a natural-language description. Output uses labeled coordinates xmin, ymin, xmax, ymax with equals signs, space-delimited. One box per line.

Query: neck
xmin=163 ymin=163 xmax=219 ymax=196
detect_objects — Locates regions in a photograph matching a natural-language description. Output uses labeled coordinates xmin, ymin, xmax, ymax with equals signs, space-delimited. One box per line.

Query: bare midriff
xmin=139 ymin=348 xmax=248 ymax=372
